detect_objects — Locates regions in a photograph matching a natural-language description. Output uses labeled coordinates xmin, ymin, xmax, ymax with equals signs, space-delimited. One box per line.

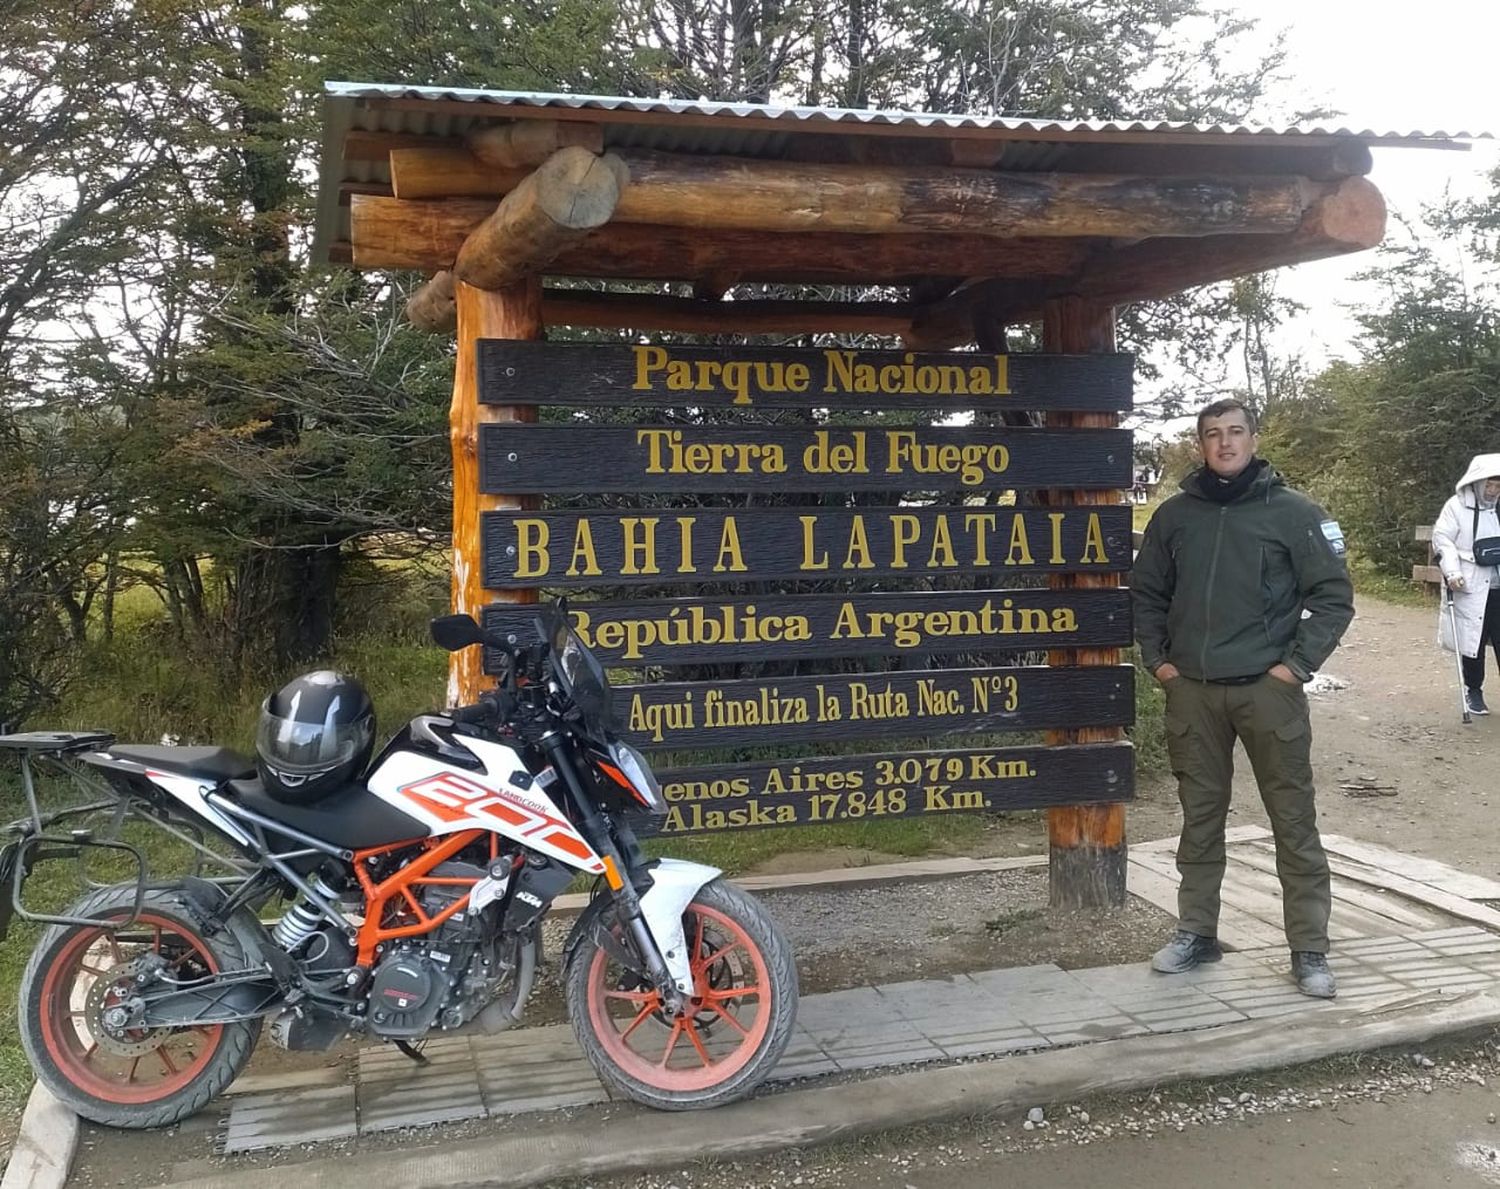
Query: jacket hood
xmin=1455 ymin=453 xmax=1500 ymax=501
xmin=1179 ymin=459 xmax=1284 ymax=502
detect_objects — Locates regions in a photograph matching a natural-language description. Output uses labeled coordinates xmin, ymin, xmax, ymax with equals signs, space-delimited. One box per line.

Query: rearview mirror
xmin=430 ymin=614 xmax=485 ymax=652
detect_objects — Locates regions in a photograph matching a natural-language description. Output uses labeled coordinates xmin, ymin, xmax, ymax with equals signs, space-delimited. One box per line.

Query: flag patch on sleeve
xmin=1320 ymin=520 xmax=1346 ymax=557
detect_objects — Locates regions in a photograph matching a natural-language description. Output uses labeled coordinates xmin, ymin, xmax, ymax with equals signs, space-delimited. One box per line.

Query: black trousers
xmin=1462 ymin=587 xmax=1500 ymax=689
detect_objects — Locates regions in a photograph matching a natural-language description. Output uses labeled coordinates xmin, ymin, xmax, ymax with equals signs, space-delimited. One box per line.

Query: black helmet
xmin=255 ymin=671 xmax=375 ymax=803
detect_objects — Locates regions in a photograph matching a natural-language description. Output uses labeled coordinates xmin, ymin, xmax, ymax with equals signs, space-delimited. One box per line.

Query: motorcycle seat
xmin=107 ymin=745 xmax=256 ymax=785
xmin=224 ymin=777 xmax=427 ymax=851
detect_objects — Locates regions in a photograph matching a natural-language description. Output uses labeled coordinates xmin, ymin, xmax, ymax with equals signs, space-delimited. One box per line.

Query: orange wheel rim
xmin=38 ymin=912 xmax=225 ymax=1105
xmin=585 ymin=902 xmax=772 ymax=1093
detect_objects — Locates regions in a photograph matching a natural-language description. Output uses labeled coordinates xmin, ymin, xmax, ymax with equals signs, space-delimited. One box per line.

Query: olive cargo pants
xmin=1163 ymin=675 xmax=1331 ymax=953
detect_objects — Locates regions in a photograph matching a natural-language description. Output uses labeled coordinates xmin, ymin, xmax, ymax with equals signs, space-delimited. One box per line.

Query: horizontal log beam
xmin=610 ymin=151 xmax=1320 ymax=239
xmin=393 ymin=146 xmax=1321 ymax=239
xmin=388 ymin=147 xmax=531 ymax=200
xmin=344 ymin=129 xmax=460 ymax=162
xmin=909 ymin=176 xmax=1387 ymax=348
xmin=453 ymin=148 xmax=626 ymax=291
xmin=350 ymin=194 xmax=1094 ymax=279
xmin=468 ymin=120 xmax=604 ymax=168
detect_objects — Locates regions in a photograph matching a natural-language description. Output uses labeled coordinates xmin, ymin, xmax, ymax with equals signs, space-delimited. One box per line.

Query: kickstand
xmin=394 ymin=1039 xmax=429 ymax=1066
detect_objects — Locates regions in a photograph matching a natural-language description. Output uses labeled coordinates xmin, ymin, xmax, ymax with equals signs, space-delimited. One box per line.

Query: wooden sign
xmin=617 ymin=665 xmax=1133 ymax=750
xmin=483 ymin=505 xmax=1131 ymax=588
xmin=655 ymin=743 xmax=1134 ymax=835
xmin=479 ymin=425 xmax=1131 ymax=493
xmin=483 ymin=589 xmax=1131 ymax=668
xmin=478 ymin=341 xmax=1133 ymax=412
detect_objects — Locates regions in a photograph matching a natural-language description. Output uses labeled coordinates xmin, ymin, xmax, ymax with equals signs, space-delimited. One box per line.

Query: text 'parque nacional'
xmin=477 ymin=341 xmax=1135 ymax=412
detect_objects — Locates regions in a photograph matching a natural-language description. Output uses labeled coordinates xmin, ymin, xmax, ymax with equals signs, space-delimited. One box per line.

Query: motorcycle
xmin=0 ymin=602 xmax=797 ymax=1128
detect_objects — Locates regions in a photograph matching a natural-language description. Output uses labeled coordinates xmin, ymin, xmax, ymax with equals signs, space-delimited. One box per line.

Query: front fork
xmin=540 ymin=731 xmax=718 ymax=1015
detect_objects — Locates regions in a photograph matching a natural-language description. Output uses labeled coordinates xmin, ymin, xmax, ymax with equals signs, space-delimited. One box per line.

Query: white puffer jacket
xmin=1434 ymin=452 xmax=1500 ymax=657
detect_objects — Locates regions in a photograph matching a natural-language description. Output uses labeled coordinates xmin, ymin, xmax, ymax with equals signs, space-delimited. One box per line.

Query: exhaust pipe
xmin=475 ymin=933 xmax=538 ymax=1033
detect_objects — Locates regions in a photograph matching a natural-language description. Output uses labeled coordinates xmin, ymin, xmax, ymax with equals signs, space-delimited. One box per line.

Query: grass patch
xmin=984 ymin=906 xmax=1043 ymax=934
xmin=1349 ymin=557 xmax=1435 ymax=609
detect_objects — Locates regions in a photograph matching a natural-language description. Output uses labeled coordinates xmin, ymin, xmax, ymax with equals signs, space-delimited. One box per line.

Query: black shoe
xmin=1291 ymin=951 xmax=1337 ymax=998
xmin=1467 ymin=688 xmax=1490 ymax=716
xmin=1150 ymin=930 xmax=1223 ymax=974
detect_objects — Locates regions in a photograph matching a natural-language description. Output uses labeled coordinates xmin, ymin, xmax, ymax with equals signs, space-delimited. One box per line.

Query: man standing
xmin=1132 ymin=399 xmax=1354 ymax=998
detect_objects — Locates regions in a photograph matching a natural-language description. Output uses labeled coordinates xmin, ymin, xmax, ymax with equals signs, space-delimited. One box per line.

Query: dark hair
xmin=1196 ymin=398 xmax=1258 ymax=439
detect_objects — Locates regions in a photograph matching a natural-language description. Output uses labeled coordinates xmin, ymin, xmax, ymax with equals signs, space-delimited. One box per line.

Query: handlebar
xmin=448 ymin=689 xmax=516 ymax=726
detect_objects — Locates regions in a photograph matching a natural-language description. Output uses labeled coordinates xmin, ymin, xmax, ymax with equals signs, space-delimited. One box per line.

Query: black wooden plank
xmin=482 ymin=505 xmax=1132 ymax=588
xmin=654 ymin=742 xmax=1134 ymax=835
xmin=478 ymin=341 xmax=1133 ymax=412
xmin=617 ymin=664 xmax=1133 ymax=750
xmin=482 ymin=588 xmax=1131 ymax=669
xmin=479 ymin=425 xmax=1132 ymax=493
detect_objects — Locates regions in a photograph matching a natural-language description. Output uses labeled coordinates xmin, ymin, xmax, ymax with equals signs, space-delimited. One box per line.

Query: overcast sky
xmin=1223 ymin=0 xmax=1500 ymax=367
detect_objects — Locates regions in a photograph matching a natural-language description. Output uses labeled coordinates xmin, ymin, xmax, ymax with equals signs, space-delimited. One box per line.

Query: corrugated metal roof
xmin=324 ymin=82 xmax=1486 ymax=142
xmin=314 ymin=81 xmax=1484 ymax=267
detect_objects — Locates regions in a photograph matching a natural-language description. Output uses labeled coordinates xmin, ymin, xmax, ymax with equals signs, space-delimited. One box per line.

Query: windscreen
xmin=544 ymin=602 xmax=614 ymax=731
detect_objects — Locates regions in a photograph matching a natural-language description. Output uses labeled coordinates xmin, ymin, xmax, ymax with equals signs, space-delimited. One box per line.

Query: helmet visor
xmin=255 ymin=712 xmax=373 ymax=776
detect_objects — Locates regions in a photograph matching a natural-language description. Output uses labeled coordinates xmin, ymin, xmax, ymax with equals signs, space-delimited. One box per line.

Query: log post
xmin=407 ymin=271 xmax=455 ymax=333
xmin=453 ymin=147 xmax=626 ymax=291
xmin=1043 ymin=296 xmax=1128 ymax=908
xmin=448 ymin=277 xmax=542 ymax=707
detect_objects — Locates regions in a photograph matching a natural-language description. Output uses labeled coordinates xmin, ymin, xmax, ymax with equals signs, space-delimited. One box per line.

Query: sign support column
xmin=1044 ymin=295 xmax=1128 ymax=908
xmin=449 ymin=277 xmax=542 ymax=706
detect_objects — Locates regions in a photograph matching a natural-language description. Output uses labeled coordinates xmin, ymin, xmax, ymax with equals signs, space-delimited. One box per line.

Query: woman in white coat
xmin=1434 ymin=452 xmax=1500 ymax=715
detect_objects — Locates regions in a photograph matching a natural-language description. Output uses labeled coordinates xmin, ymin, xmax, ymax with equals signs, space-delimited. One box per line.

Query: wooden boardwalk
xmin=1129 ymin=825 xmax=1500 ymax=951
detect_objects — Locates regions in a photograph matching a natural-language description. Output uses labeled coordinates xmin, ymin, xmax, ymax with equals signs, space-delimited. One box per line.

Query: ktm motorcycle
xmin=0 ymin=603 xmax=797 ymax=1128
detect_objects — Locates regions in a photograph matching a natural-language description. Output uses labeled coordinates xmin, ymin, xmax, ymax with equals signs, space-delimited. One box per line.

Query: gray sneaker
xmin=1150 ymin=930 xmax=1223 ymax=974
xmin=1291 ymin=951 xmax=1337 ymax=998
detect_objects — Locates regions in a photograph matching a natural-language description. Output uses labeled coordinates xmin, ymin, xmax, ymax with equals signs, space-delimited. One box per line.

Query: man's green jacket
xmin=1132 ymin=463 xmax=1355 ymax=682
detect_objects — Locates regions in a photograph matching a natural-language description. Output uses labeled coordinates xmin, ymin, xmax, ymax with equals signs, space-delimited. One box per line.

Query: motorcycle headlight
xmin=607 ymin=741 xmax=665 ymax=817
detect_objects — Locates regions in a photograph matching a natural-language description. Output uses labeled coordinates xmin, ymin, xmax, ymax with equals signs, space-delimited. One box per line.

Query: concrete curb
xmin=157 ymin=990 xmax=1500 ymax=1189
xmin=1 ymin=1084 xmax=78 ymax=1189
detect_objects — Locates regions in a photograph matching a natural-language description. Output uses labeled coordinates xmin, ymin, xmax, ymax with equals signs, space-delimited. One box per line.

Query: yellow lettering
xmin=890 ymin=514 xmax=920 ymax=569
xmin=1048 ymin=512 xmax=1066 ymax=565
xmin=927 ymin=515 xmax=957 ymax=569
xmin=515 ymin=519 xmax=550 ymax=579
xmin=965 ymin=512 xmax=997 ymax=568
xmin=1005 ymin=515 xmax=1034 ymax=566
xmin=844 ymin=515 xmax=875 ymax=570
xmin=620 ymin=518 xmax=660 ymax=576
xmin=800 ymin=515 xmax=829 ymax=571
xmin=566 ymin=520 xmax=601 ymax=577
xmin=632 ymin=345 xmax=667 ymax=390
xmin=1081 ymin=512 xmax=1109 ymax=564
xmin=714 ymin=518 xmax=747 ymax=573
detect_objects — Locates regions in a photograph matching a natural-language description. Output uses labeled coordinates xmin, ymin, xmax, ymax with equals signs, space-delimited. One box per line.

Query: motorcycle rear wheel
xmin=565 ymin=877 xmax=797 ymax=1110
xmin=19 ymin=885 xmax=262 ymax=1129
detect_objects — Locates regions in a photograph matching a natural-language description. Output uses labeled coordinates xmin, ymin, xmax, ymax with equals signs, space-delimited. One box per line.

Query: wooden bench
xmin=1413 ymin=524 xmax=1443 ymax=589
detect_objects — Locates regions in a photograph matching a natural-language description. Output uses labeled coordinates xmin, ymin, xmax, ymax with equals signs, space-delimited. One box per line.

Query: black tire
xmin=565 ymin=878 xmax=797 ymax=1110
xmin=18 ymin=884 xmax=263 ymax=1129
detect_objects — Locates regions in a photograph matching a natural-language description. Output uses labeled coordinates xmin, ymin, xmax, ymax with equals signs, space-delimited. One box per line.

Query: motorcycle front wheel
xmin=18 ymin=885 xmax=262 ymax=1129
xmin=565 ymin=877 xmax=798 ymax=1110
